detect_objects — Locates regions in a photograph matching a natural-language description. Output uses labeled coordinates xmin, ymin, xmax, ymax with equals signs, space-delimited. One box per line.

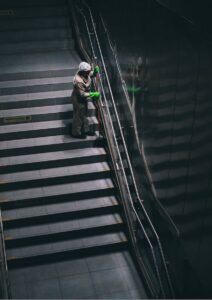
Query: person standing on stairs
xmin=71 ymin=61 xmax=100 ymax=139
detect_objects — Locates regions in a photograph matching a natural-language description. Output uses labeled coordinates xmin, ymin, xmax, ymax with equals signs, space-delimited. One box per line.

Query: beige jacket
xmin=71 ymin=70 xmax=94 ymax=102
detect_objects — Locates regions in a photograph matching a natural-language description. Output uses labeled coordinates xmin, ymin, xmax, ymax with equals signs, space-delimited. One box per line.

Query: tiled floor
xmin=9 ymin=250 xmax=148 ymax=299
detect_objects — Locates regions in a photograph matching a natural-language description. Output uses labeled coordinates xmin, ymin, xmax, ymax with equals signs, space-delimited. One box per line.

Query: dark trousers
xmin=72 ymin=97 xmax=89 ymax=135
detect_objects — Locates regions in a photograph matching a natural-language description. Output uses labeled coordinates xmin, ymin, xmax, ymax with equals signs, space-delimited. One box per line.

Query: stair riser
xmin=0 ymin=113 xmax=71 ymax=126
xmin=5 ymin=223 xmax=125 ymax=248
xmin=0 ymin=7 xmax=68 ymax=19
xmin=0 ymin=170 xmax=112 ymax=193
xmin=0 ymin=82 xmax=73 ymax=96
xmin=7 ymin=241 xmax=129 ymax=268
xmin=0 ymin=97 xmax=72 ymax=110
xmin=0 ymin=17 xmax=70 ymax=31
xmin=0 ymin=154 xmax=108 ymax=174
xmin=0 ymin=187 xmax=116 ymax=210
xmin=0 ymin=138 xmax=106 ymax=158
xmin=0 ymin=122 xmax=98 ymax=141
xmin=0 ymin=69 xmax=75 ymax=82
xmin=0 ymin=29 xmax=72 ymax=43
xmin=0 ymin=0 xmax=66 ymax=8
xmin=0 ymin=40 xmax=74 ymax=55
xmin=0 ymin=105 xmax=96 ymax=125
xmin=3 ymin=205 xmax=120 ymax=229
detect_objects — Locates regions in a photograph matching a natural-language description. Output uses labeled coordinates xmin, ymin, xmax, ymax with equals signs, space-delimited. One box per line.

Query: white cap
xmin=79 ymin=62 xmax=91 ymax=72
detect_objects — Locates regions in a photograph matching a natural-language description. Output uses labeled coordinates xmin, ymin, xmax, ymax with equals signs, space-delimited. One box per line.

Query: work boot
xmin=86 ymin=131 xmax=95 ymax=136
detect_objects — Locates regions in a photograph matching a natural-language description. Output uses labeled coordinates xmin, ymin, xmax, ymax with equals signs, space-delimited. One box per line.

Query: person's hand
xmin=89 ymin=91 xmax=100 ymax=98
xmin=94 ymin=66 xmax=100 ymax=75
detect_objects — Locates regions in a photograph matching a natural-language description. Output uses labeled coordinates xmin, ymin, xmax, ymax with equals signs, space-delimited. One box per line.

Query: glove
xmin=89 ymin=91 xmax=100 ymax=99
xmin=93 ymin=65 xmax=100 ymax=76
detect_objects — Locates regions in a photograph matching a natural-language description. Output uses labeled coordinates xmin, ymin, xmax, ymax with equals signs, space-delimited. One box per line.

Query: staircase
xmin=0 ymin=0 xmax=147 ymax=299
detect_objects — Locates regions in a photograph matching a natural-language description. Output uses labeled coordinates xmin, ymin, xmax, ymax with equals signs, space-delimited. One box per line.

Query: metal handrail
xmin=0 ymin=209 xmax=10 ymax=299
xmin=72 ymin=1 xmax=175 ymax=297
xmin=100 ymin=15 xmax=180 ymax=239
xmin=82 ymin=3 xmax=175 ymax=298
xmin=76 ymin=7 xmax=163 ymax=298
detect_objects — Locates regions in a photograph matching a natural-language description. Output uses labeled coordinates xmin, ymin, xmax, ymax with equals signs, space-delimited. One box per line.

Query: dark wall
xmin=96 ymin=0 xmax=212 ymax=297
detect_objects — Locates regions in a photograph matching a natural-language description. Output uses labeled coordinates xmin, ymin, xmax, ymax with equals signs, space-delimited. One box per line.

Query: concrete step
xmin=5 ymin=219 xmax=124 ymax=257
xmin=0 ymin=28 xmax=72 ymax=43
xmin=0 ymin=6 xmax=68 ymax=19
xmin=3 ymin=198 xmax=119 ymax=229
xmin=0 ymin=78 xmax=74 ymax=101
xmin=0 ymin=161 xmax=111 ymax=192
xmin=0 ymin=102 xmax=94 ymax=119
xmin=0 ymin=119 xmax=74 ymax=134
xmin=0 ymin=147 xmax=107 ymax=173
xmin=0 ymin=75 xmax=73 ymax=89
xmin=0 ymin=16 xmax=70 ymax=32
xmin=0 ymin=68 xmax=75 ymax=82
xmin=0 ymin=0 xmax=66 ymax=9
xmin=0 ymin=81 xmax=73 ymax=96
xmin=0 ymin=108 xmax=96 ymax=132
xmin=0 ymin=178 xmax=116 ymax=209
xmin=0 ymin=96 xmax=72 ymax=110
xmin=0 ymin=133 xmax=104 ymax=158
xmin=0 ymin=89 xmax=72 ymax=104
xmin=0 ymin=39 xmax=74 ymax=55
xmin=0 ymin=118 xmax=99 ymax=142
xmin=0 ymin=51 xmax=80 ymax=74
xmin=5 ymin=220 xmax=124 ymax=251
xmin=3 ymin=197 xmax=119 ymax=224
xmin=7 ymin=232 xmax=128 ymax=268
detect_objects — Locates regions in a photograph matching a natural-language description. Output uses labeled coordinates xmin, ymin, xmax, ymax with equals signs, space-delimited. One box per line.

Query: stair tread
xmin=0 ymin=102 xmax=95 ymax=120
xmin=0 ymin=133 xmax=98 ymax=150
xmin=0 ymin=118 xmax=98 ymax=141
xmin=0 ymin=75 xmax=74 ymax=89
xmin=4 ymin=211 xmax=122 ymax=240
xmin=5 ymin=221 xmax=124 ymax=250
xmin=0 ymin=0 xmax=66 ymax=8
xmin=1 ymin=38 xmax=73 ymax=47
xmin=3 ymin=197 xmax=119 ymax=223
xmin=0 ymin=28 xmax=72 ymax=43
xmin=0 ymin=90 xmax=72 ymax=103
xmin=3 ymin=199 xmax=119 ymax=225
xmin=0 ymin=117 xmax=98 ymax=142
xmin=0 ymin=178 xmax=115 ymax=202
xmin=0 ymin=6 xmax=68 ymax=19
xmin=0 ymin=102 xmax=95 ymax=124
xmin=1 ymin=161 xmax=110 ymax=183
xmin=0 ymin=39 xmax=74 ymax=55
xmin=0 ymin=147 xmax=106 ymax=167
xmin=0 ymin=50 xmax=80 ymax=74
xmin=0 ymin=120 xmax=68 ymax=134
xmin=6 ymin=231 xmax=127 ymax=259
xmin=0 ymin=16 xmax=70 ymax=32
xmin=0 ymin=69 xmax=75 ymax=82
